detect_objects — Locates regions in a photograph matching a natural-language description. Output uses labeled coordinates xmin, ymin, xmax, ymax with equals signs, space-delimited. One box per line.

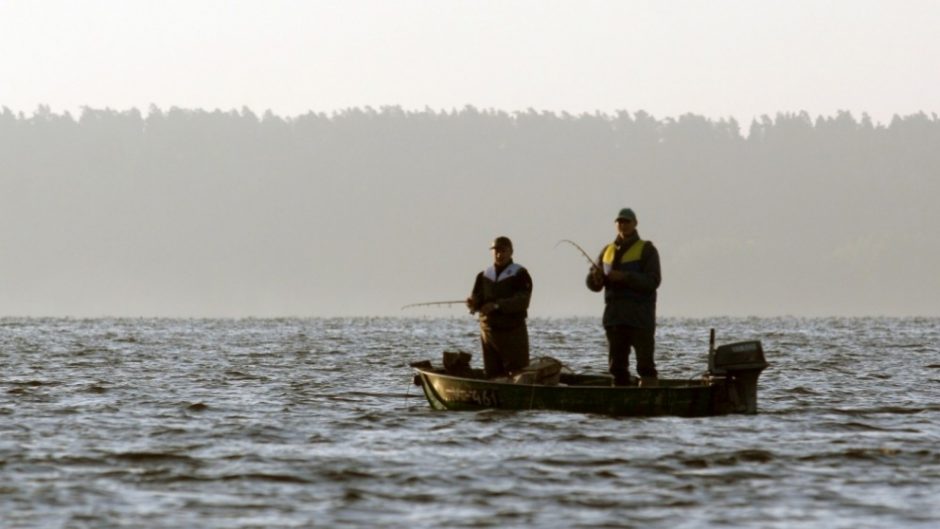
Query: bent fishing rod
xmin=555 ymin=239 xmax=601 ymax=271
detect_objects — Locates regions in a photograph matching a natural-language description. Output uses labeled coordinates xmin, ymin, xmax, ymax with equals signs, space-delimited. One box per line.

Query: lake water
xmin=2 ymin=316 xmax=938 ymax=528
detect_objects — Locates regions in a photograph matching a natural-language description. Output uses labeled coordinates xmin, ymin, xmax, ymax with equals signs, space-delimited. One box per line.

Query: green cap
xmin=615 ymin=208 xmax=636 ymax=221
xmin=490 ymin=236 xmax=513 ymax=250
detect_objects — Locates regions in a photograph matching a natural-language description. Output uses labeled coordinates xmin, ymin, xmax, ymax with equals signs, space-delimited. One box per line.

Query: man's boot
xmin=639 ymin=375 xmax=659 ymax=388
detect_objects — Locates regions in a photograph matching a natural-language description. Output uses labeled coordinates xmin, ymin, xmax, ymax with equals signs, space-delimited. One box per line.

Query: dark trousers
xmin=480 ymin=324 xmax=530 ymax=378
xmin=606 ymin=325 xmax=657 ymax=384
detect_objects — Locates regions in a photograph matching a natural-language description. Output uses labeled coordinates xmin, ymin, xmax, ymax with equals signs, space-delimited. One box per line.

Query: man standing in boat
xmin=586 ymin=208 xmax=661 ymax=387
xmin=466 ymin=236 xmax=533 ymax=379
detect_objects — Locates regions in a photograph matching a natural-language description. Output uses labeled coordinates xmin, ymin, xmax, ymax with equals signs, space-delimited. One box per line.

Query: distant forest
xmin=1 ymin=105 xmax=938 ymax=316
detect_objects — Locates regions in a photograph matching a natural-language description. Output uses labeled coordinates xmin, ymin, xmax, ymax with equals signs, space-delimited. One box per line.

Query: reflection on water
xmin=1 ymin=317 xmax=938 ymax=528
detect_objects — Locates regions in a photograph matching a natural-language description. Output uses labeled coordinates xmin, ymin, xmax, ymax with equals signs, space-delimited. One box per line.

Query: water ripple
xmin=0 ymin=316 xmax=938 ymax=528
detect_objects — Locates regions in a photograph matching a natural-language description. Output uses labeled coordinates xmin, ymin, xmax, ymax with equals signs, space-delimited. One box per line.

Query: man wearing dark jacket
xmin=586 ymin=208 xmax=661 ymax=387
xmin=467 ymin=236 xmax=533 ymax=379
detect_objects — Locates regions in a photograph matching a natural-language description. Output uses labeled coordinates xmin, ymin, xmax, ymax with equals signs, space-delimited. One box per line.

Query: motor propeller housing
xmin=706 ymin=336 xmax=768 ymax=414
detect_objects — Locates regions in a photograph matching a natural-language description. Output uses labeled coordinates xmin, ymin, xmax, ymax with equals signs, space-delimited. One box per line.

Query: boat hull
xmin=414 ymin=369 xmax=753 ymax=417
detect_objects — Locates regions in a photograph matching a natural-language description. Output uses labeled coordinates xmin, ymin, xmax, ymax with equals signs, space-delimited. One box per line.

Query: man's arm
xmin=466 ymin=273 xmax=483 ymax=312
xmin=585 ymin=249 xmax=605 ymax=292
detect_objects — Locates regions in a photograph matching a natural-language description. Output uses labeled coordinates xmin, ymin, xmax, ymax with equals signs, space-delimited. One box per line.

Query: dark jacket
xmin=586 ymin=232 xmax=660 ymax=329
xmin=470 ymin=261 xmax=532 ymax=330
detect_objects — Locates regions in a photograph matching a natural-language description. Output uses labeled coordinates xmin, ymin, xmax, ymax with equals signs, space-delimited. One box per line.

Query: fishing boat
xmin=411 ymin=330 xmax=768 ymax=417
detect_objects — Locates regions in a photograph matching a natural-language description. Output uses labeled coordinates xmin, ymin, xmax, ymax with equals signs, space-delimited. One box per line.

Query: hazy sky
xmin=2 ymin=0 xmax=938 ymax=124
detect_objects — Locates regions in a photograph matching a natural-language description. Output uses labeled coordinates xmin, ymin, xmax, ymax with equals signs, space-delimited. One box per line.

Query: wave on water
xmin=1 ymin=316 xmax=939 ymax=528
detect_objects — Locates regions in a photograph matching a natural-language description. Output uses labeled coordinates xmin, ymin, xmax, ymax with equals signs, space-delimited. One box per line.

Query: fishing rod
xmin=400 ymin=300 xmax=467 ymax=310
xmin=555 ymin=239 xmax=601 ymax=271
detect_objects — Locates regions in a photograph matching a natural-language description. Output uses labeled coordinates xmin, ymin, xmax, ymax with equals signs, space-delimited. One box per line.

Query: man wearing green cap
xmin=466 ymin=236 xmax=533 ymax=379
xmin=586 ymin=208 xmax=661 ymax=386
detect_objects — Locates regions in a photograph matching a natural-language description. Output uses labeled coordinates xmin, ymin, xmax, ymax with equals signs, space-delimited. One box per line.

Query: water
xmin=2 ymin=316 xmax=938 ymax=528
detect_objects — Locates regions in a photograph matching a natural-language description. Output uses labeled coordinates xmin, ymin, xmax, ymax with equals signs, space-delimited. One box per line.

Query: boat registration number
xmin=444 ymin=388 xmax=500 ymax=407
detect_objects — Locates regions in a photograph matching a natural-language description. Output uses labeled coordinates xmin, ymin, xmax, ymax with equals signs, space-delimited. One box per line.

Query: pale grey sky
xmin=2 ymin=0 xmax=937 ymax=123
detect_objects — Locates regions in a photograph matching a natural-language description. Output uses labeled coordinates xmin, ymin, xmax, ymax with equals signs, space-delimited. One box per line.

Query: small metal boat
xmin=411 ymin=330 xmax=768 ymax=417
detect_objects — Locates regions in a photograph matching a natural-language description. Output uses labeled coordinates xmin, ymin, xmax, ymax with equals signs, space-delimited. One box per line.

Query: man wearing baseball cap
xmin=466 ymin=236 xmax=533 ymax=379
xmin=586 ymin=208 xmax=661 ymax=387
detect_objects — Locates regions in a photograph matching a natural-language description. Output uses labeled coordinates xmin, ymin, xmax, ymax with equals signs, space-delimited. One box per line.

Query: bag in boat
xmin=442 ymin=350 xmax=473 ymax=376
xmin=512 ymin=357 xmax=563 ymax=385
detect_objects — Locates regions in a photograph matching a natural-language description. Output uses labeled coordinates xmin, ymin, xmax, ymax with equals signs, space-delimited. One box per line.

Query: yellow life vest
xmin=602 ymin=240 xmax=646 ymax=276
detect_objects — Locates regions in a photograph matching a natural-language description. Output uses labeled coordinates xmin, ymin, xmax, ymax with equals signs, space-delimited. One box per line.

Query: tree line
xmin=1 ymin=105 xmax=937 ymax=316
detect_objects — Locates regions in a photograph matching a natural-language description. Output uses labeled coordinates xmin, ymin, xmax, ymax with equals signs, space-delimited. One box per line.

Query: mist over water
xmin=1 ymin=108 xmax=938 ymax=318
xmin=2 ymin=316 xmax=938 ymax=528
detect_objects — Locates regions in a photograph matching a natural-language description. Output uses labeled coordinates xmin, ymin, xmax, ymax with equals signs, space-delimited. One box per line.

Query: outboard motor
xmin=707 ymin=329 xmax=768 ymax=414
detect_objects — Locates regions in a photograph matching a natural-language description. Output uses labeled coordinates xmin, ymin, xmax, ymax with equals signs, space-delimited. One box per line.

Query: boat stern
xmin=708 ymin=339 xmax=768 ymax=414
